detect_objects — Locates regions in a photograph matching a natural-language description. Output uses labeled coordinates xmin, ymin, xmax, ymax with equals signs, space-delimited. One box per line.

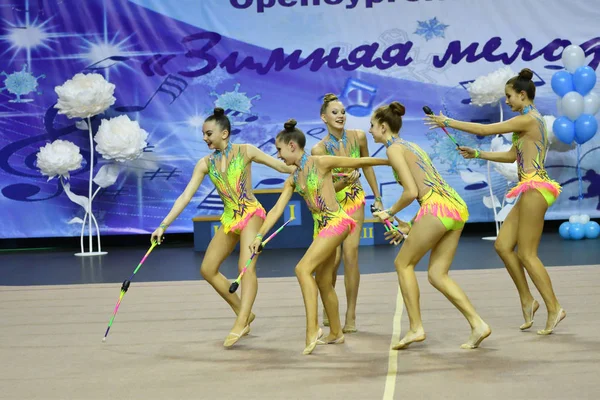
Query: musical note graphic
xmin=142 ymin=54 xmax=177 ymax=77
xmin=339 ymin=78 xmax=378 ymax=117
xmin=0 ymin=104 xmax=88 ymax=202
xmin=306 ymin=127 xmax=326 ymax=140
xmin=257 ymin=137 xmax=277 ymax=156
xmin=143 ymin=145 xmax=155 ymax=152
xmin=224 ymin=108 xmax=259 ymax=135
xmin=531 ymin=70 xmax=546 ymax=87
xmin=458 ymin=79 xmax=475 ymax=105
xmin=1 ymin=182 xmax=63 ymax=202
xmin=196 ymin=188 xmax=224 ymax=211
xmin=253 ymin=178 xmax=285 ymax=189
xmin=84 ymin=55 xmax=131 ymax=71
xmin=143 ymin=167 xmax=180 ymax=180
xmin=98 ymin=187 xmax=127 ymax=198
xmin=115 ymin=74 xmax=188 ymax=112
xmin=377 ymin=180 xmax=399 ymax=198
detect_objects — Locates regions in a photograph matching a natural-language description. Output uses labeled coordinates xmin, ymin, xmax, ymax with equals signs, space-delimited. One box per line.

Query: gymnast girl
xmin=311 ymin=93 xmax=384 ymax=333
xmin=371 ymin=101 xmax=491 ymax=349
xmin=250 ymin=119 xmax=389 ymax=355
xmin=425 ymin=68 xmax=565 ymax=335
xmin=151 ymin=107 xmax=294 ymax=347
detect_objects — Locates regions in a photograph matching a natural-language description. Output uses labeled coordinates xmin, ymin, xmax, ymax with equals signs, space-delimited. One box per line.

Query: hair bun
xmin=213 ymin=107 xmax=225 ymax=117
xmin=389 ymin=101 xmax=406 ymax=117
xmin=322 ymin=93 xmax=338 ymax=103
xmin=518 ymin=68 xmax=533 ymax=81
xmin=284 ymin=119 xmax=297 ymax=132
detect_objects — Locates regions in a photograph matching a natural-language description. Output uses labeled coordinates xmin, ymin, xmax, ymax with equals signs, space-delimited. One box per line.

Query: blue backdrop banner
xmin=1 ymin=0 xmax=599 ymax=238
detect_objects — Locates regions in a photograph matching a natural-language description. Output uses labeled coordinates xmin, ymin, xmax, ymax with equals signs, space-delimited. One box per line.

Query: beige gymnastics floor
xmin=1 ymin=265 xmax=599 ymax=399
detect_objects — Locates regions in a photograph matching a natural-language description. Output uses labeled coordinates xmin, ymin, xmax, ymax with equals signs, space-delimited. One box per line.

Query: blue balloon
xmin=551 ymin=70 xmax=575 ymax=97
xmin=553 ymin=116 xmax=575 ymax=144
xmin=569 ymin=223 xmax=585 ymax=240
xmin=573 ymin=66 xmax=597 ymax=96
xmin=559 ymin=221 xmax=571 ymax=239
xmin=584 ymin=221 xmax=600 ymax=239
xmin=574 ymin=114 xmax=598 ymax=144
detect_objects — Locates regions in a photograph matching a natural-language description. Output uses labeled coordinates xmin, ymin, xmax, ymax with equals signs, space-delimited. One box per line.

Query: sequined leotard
xmin=207 ymin=142 xmax=266 ymax=234
xmin=506 ymin=105 xmax=561 ymax=206
xmin=322 ymin=130 xmax=366 ymax=215
xmin=293 ymin=153 xmax=356 ymax=238
xmin=387 ymin=137 xmax=468 ymax=231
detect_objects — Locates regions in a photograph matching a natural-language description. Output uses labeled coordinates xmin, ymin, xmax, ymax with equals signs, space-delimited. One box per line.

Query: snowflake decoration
xmin=426 ymin=129 xmax=487 ymax=174
xmin=414 ymin=17 xmax=449 ymax=41
xmin=191 ymin=62 xmax=233 ymax=88
xmin=0 ymin=64 xmax=45 ymax=103
xmin=211 ymin=83 xmax=261 ymax=115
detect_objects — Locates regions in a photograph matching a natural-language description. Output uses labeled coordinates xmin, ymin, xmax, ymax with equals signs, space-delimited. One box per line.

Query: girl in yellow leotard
xmin=151 ymin=108 xmax=294 ymax=348
xmin=312 ymin=93 xmax=384 ymax=333
xmin=249 ymin=119 xmax=389 ymax=355
xmin=425 ymin=68 xmax=566 ymax=335
xmin=371 ymin=101 xmax=491 ymax=350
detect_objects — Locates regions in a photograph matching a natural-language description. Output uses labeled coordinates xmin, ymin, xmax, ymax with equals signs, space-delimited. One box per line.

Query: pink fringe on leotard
xmin=317 ymin=216 xmax=357 ymax=238
xmin=506 ymin=179 xmax=561 ymax=199
xmin=227 ymin=207 xmax=266 ymax=234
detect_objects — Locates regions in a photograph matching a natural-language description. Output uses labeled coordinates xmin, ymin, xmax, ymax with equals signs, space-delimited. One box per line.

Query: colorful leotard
xmin=322 ymin=130 xmax=366 ymax=215
xmin=293 ymin=153 xmax=356 ymax=238
xmin=387 ymin=137 xmax=468 ymax=231
xmin=207 ymin=142 xmax=265 ymax=234
xmin=506 ymin=106 xmax=561 ymax=207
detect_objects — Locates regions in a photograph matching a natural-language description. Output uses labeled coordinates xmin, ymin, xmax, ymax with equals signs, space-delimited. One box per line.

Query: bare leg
xmin=200 ymin=226 xmax=243 ymax=314
xmin=224 ymin=215 xmax=264 ymax=347
xmin=296 ymin=231 xmax=349 ymax=355
xmin=516 ymin=190 xmax=566 ymax=335
xmin=427 ymin=229 xmax=491 ymax=349
xmin=323 ymin=246 xmax=342 ymax=327
xmin=340 ymin=205 xmax=364 ymax=333
xmin=494 ymin=201 xmax=539 ymax=330
xmin=315 ymin=251 xmax=344 ymax=343
xmin=392 ymin=215 xmax=446 ymax=350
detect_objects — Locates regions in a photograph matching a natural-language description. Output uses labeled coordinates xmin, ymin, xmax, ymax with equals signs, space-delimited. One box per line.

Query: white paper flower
xmin=543 ymin=114 xmax=575 ymax=152
xmin=36 ymin=139 xmax=83 ymax=180
xmin=467 ymin=67 xmax=516 ymax=106
xmin=490 ymin=135 xmax=518 ymax=182
xmin=54 ymin=73 xmax=116 ymax=119
xmin=94 ymin=115 xmax=148 ymax=162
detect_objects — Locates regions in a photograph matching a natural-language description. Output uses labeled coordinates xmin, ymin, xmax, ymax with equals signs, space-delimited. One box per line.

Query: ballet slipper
xmin=537 ymin=308 xmax=566 ymax=335
xmin=342 ymin=326 xmax=357 ymax=333
xmin=223 ymin=325 xmax=250 ymax=348
xmin=317 ymin=335 xmax=345 ymax=345
xmin=392 ymin=330 xmax=426 ymax=350
xmin=520 ymin=300 xmax=539 ymax=330
xmin=460 ymin=324 xmax=492 ymax=349
xmin=303 ymin=328 xmax=323 ymax=355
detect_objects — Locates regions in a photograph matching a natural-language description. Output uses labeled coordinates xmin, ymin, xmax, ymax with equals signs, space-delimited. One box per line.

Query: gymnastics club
xmin=370 ymin=204 xmax=396 ymax=232
xmin=228 ymin=217 xmax=295 ymax=294
xmin=370 ymin=204 xmax=408 ymax=245
xmin=422 ymin=106 xmax=460 ymax=148
xmin=102 ymin=240 xmax=158 ymax=342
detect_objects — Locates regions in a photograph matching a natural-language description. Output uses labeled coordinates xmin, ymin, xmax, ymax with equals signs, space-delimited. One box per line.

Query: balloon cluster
xmin=551 ymin=45 xmax=599 ymax=145
xmin=559 ymin=216 xmax=600 ymax=240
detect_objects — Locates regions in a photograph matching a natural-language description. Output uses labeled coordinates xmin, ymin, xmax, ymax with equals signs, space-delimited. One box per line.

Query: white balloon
xmin=583 ymin=92 xmax=600 ymax=115
xmin=580 ymin=214 xmax=590 ymax=224
xmin=561 ymin=91 xmax=584 ymax=121
xmin=562 ymin=45 xmax=586 ymax=73
xmin=569 ymin=215 xmax=579 ymax=224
